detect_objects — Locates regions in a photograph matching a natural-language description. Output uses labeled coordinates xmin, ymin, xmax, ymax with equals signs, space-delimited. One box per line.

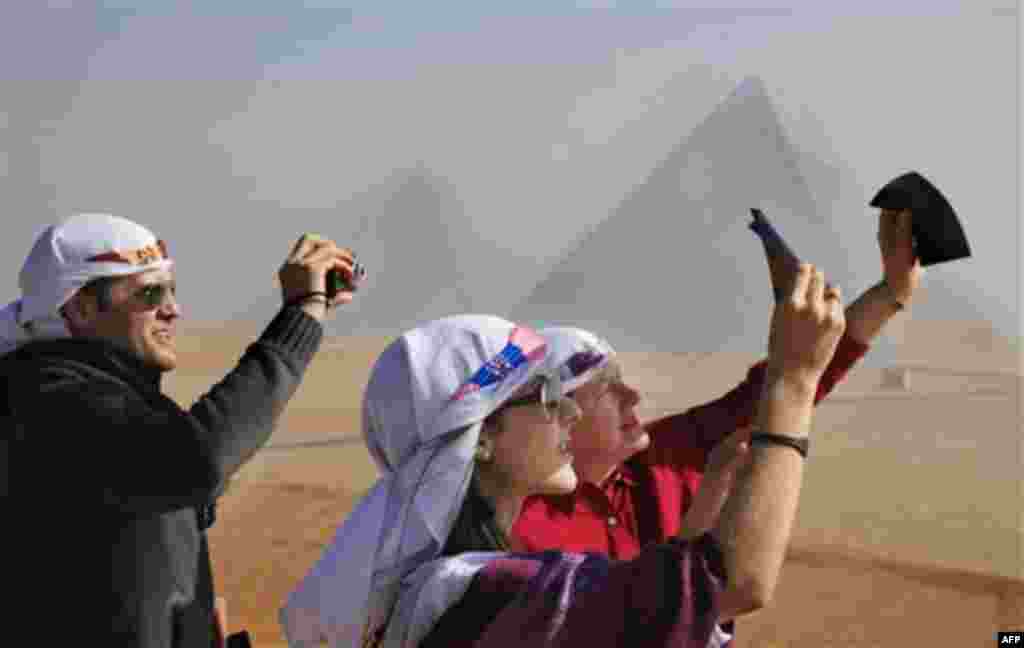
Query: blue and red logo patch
xmin=451 ymin=326 xmax=546 ymax=402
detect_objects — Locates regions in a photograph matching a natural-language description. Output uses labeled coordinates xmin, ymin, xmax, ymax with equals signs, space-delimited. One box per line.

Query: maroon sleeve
xmin=456 ymin=535 xmax=727 ymax=648
xmin=644 ymin=331 xmax=869 ymax=465
xmin=419 ymin=556 xmax=542 ymax=648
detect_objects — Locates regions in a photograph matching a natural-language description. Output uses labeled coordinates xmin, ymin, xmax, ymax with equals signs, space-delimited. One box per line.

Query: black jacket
xmin=3 ymin=306 xmax=323 ymax=647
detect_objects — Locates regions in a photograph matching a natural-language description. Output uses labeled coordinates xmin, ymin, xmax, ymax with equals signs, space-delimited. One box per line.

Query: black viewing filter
xmin=749 ymin=208 xmax=801 ymax=301
xmin=868 ymin=171 xmax=970 ymax=267
xmin=749 ymin=208 xmax=799 ymax=262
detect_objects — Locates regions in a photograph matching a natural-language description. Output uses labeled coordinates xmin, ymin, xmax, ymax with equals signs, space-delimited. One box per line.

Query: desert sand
xmin=161 ymin=318 xmax=1022 ymax=647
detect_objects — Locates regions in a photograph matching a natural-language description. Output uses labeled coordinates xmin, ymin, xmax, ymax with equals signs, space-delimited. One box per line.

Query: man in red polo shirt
xmin=513 ymin=209 xmax=921 ymax=565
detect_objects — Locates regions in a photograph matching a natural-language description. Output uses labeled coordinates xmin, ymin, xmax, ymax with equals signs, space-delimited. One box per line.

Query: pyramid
xmin=222 ymin=164 xmax=491 ymax=334
xmin=514 ymin=77 xmax=852 ymax=353
xmin=329 ymin=165 xmax=476 ymax=337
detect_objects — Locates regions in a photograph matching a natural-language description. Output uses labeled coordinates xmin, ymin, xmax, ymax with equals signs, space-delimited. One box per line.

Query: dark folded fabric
xmin=869 ymin=171 xmax=971 ymax=266
xmin=749 ymin=208 xmax=801 ymax=301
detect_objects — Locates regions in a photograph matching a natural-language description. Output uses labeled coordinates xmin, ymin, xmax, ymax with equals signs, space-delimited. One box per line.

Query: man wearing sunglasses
xmin=1 ymin=213 xmax=360 ymax=647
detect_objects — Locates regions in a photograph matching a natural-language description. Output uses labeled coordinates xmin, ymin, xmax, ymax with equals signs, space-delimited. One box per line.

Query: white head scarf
xmin=540 ymin=326 xmax=616 ymax=393
xmin=280 ymin=315 xmax=550 ymax=648
xmin=0 ymin=213 xmax=174 ymax=355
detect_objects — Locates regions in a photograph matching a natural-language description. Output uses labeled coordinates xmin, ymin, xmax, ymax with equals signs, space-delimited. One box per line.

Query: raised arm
xmin=649 ymin=207 xmax=920 ymax=458
xmin=187 ymin=305 xmax=322 ymax=486
xmin=17 ymin=308 xmax=320 ymax=516
xmin=644 ymin=329 xmax=864 ymax=457
xmin=198 ymin=233 xmax=359 ymax=483
xmin=844 ymin=208 xmax=922 ymax=344
xmin=682 ymin=263 xmax=846 ymax=620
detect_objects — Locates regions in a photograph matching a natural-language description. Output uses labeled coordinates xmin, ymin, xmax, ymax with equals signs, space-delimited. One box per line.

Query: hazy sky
xmin=0 ymin=1 xmax=1018 ymax=341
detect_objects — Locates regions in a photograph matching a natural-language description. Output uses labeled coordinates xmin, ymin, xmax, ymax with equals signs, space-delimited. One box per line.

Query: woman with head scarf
xmin=282 ymin=263 xmax=845 ymax=648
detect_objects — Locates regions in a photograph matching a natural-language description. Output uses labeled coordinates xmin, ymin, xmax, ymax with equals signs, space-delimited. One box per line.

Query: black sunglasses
xmin=133 ymin=282 xmax=177 ymax=309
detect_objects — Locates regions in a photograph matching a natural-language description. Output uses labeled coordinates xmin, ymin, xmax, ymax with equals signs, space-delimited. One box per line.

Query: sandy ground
xmin=206 ymin=445 xmax=1023 ymax=647
xmin=167 ymin=320 xmax=1023 ymax=646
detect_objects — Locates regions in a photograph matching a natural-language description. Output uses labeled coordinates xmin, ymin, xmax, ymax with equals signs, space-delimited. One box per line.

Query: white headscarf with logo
xmin=280 ymin=315 xmax=550 ymax=648
xmin=539 ymin=326 xmax=616 ymax=393
xmin=0 ymin=212 xmax=173 ymax=356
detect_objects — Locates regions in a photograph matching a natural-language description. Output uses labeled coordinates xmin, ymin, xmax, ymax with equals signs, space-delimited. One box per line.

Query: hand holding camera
xmin=278 ymin=233 xmax=366 ymax=322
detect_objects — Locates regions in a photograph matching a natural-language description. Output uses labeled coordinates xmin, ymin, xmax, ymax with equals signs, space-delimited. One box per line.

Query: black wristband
xmin=284 ymin=291 xmax=329 ymax=310
xmin=750 ymin=432 xmax=809 ymax=458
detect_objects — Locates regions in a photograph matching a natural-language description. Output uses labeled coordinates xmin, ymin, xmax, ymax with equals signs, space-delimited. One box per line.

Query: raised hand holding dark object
xmin=278 ymin=233 xmax=362 ymax=322
xmin=869 ymin=171 xmax=970 ymax=267
xmin=876 ymin=207 xmax=923 ymax=308
xmin=749 ymin=208 xmax=802 ymax=302
xmin=767 ymin=263 xmax=846 ymax=385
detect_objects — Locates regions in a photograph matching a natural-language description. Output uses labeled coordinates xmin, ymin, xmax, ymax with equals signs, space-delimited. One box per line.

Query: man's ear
xmin=61 ymin=291 xmax=98 ymax=332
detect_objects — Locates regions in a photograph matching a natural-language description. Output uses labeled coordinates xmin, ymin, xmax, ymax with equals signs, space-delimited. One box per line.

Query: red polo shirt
xmin=513 ymin=333 xmax=869 ymax=560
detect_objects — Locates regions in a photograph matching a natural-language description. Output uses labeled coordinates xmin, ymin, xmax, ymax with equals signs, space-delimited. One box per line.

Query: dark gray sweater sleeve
xmin=22 ymin=306 xmax=323 ymax=515
xmin=189 ymin=306 xmax=323 ymax=487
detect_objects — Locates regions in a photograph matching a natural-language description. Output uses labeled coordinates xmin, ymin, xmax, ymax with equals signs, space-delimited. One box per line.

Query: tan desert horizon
xmin=161 ymin=316 xmax=1022 ymax=647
